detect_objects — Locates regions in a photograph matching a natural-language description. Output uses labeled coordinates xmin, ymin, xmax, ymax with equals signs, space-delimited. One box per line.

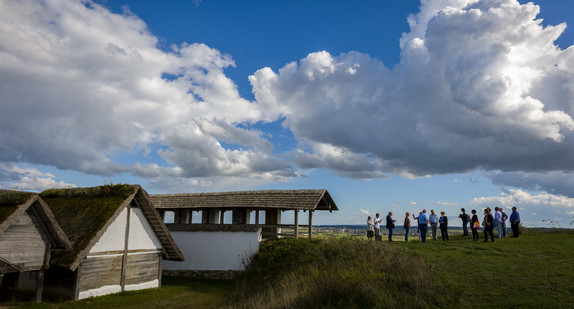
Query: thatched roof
xmin=40 ymin=184 xmax=184 ymax=271
xmin=150 ymin=189 xmax=338 ymax=212
xmin=0 ymin=190 xmax=71 ymax=251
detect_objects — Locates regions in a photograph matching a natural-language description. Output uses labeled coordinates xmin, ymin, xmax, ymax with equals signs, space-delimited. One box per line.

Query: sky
xmin=1 ymin=0 xmax=574 ymax=228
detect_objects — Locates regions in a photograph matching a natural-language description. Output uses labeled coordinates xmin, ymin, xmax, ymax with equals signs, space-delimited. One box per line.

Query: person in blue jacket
xmin=509 ymin=207 xmax=521 ymax=238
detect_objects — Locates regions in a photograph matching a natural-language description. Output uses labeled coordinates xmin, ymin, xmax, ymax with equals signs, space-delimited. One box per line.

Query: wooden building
xmin=0 ymin=191 xmax=71 ymax=302
xmin=150 ymin=189 xmax=339 ymax=239
xmin=39 ymin=185 xmax=184 ymax=300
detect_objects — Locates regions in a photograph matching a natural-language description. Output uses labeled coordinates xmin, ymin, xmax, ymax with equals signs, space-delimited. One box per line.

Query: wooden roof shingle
xmin=150 ymin=189 xmax=338 ymax=212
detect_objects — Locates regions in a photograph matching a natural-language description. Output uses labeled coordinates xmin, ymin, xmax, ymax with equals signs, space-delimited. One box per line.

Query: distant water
xmin=317 ymin=225 xmax=464 ymax=230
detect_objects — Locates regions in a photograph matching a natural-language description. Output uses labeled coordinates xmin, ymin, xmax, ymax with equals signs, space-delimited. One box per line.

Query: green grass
xmin=6 ymin=230 xmax=574 ymax=309
xmin=400 ymin=230 xmax=574 ymax=308
xmin=11 ymin=277 xmax=232 ymax=309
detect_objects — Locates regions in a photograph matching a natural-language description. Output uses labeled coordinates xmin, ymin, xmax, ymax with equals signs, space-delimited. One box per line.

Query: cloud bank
xmin=2 ymin=0 xmax=574 ymax=198
xmin=0 ymin=0 xmax=294 ymax=191
xmin=251 ymin=0 xmax=574 ymax=184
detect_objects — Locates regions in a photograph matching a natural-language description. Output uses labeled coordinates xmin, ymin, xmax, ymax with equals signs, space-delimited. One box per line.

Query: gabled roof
xmin=0 ymin=190 xmax=71 ymax=251
xmin=40 ymin=184 xmax=184 ymax=271
xmin=150 ymin=189 xmax=338 ymax=212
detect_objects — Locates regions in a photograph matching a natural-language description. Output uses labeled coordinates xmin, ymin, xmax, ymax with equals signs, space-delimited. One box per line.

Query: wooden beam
xmin=308 ymin=210 xmax=313 ymax=238
xmin=220 ymin=210 xmax=225 ymax=224
xmin=294 ymin=210 xmax=299 ymax=238
xmin=255 ymin=210 xmax=260 ymax=224
xmin=120 ymin=203 xmax=132 ymax=292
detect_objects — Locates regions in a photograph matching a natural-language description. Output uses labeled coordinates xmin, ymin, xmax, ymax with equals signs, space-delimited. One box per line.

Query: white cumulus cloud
xmin=0 ymin=0 xmax=293 ymax=186
xmin=250 ymin=0 xmax=574 ymax=180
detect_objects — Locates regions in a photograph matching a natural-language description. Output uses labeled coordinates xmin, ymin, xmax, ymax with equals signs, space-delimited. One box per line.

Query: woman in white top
xmin=366 ymin=216 xmax=374 ymax=240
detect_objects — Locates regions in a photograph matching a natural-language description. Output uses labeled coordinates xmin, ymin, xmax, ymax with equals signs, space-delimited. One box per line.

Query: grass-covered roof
xmin=40 ymin=184 xmax=136 ymax=269
xmin=0 ymin=190 xmax=71 ymax=252
xmin=40 ymin=184 xmax=184 ymax=270
xmin=0 ymin=190 xmax=34 ymax=224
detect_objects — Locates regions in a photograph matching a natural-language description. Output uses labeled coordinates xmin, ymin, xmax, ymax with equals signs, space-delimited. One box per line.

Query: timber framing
xmin=40 ymin=184 xmax=184 ymax=271
xmin=0 ymin=191 xmax=71 ymax=302
xmin=150 ymin=189 xmax=338 ymax=239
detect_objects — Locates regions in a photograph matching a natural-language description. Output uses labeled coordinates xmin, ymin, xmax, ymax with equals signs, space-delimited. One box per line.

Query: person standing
xmin=429 ymin=210 xmax=438 ymax=240
xmin=509 ymin=207 xmax=521 ymax=238
xmin=470 ymin=209 xmax=480 ymax=241
xmin=459 ymin=208 xmax=470 ymax=236
xmin=374 ymin=213 xmax=382 ymax=242
xmin=439 ymin=211 xmax=449 ymax=241
xmin=366 ymin=216 xmax=374 ymax=240
xmin=404 ymin=212 xmax=411 ymax=242
xmin=484 ymin=208 xmax=494 ymax=242
xmin=417 ymin=209 xmax=429 ymax=243
xmin=501 ymin=208 xmax=508 ymax=237
xmin=386 ymin=212 xmax=396 ymax=242
xmin=494 ymin=207 xmax=503 ymax=238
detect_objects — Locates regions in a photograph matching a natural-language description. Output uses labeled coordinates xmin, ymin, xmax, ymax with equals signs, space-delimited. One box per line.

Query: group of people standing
xmin=463 ymin=206 xmax=522 ymax=242
xmin=366 ymin=207 xmax=521 ymax=242
xmin=366 ymin=212 xmax=396 ymax=242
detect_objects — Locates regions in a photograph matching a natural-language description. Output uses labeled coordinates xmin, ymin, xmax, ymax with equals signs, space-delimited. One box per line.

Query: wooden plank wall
xmin=78 ymin=250 xmax=160 ymax=293
xmin=125 ymin=251 xmax=161 ymax=285
xmin=0 ymin=210 xmax=48 ymax=271
xmin=78 ymin=255 xmax=122 ymax=292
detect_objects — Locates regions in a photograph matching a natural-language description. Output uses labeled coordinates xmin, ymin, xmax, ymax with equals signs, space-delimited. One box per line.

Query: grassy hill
xmin=10 ymin=229 xmax=574 ymax=309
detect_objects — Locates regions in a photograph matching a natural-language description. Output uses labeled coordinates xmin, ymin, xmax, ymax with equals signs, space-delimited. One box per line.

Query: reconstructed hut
xmin=0 ymin=191 xmax=70 ymax=302
xmin=150 ymin=189 xmax=338 ymax=276
xmin=39 ymin=185 xmax=184 ymax=300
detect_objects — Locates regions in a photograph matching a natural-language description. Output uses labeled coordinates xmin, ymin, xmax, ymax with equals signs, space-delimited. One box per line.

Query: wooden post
xmin=73 ymin=264 xmax=81 ymax=300
xmin=157 ymin=250 xmax=163 ymax=288
xmin=309 ymin=210 xmax=314 ymax=238
xmin=220 ymin=210 xmax=225 ymax=224
xmin=255 ymin=210 xmax=260 ymax=225
xmin=120 ymin=204 xmax=132 ymax=292
xmin=294 ymin=210 xmax=299 ymax=238
xmin=35 ymin=271 xmax=44 ymax=302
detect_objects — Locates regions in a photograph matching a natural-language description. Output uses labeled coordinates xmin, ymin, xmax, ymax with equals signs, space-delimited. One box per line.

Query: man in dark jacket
xmin=459 ymin=208 xmax=470 ymax=236
xmin=386 ymin=211 xmax=396 ymax=242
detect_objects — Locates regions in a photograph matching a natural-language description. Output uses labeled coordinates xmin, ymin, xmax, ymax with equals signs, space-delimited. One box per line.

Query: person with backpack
xmin=459 ymin=208 xmax=470 ymax=236
xmin=470 ymin=209 xmax=480 ymax=241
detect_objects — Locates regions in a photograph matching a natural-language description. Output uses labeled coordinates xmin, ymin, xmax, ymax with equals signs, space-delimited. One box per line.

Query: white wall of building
xmin=90 ymin=208 xmax=127 ymax=253
xmin=128 ymin=208 xmax=162 ymax=250
xmin=164 ymin=229 xmax=261 ymax=271
xmin=89 ymin=207 xmax=162 ymax=253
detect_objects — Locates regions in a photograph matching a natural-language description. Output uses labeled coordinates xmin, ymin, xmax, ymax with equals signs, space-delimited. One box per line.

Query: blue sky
xmin=1 ymin=0 xmax=574 ymax=227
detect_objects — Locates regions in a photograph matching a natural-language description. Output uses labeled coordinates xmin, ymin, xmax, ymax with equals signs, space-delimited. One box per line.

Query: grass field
xmin=6 ymin=229 xmax=573 ymax=309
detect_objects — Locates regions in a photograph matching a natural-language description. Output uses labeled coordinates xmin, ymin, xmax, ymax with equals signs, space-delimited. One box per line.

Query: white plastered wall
xmin=90 ymin=207 xmax=162 ymax=253
xmin=164 ymin=229 xmax=261 ymax=271
xmin=80 ymin=207 xmax=163 ymax=299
